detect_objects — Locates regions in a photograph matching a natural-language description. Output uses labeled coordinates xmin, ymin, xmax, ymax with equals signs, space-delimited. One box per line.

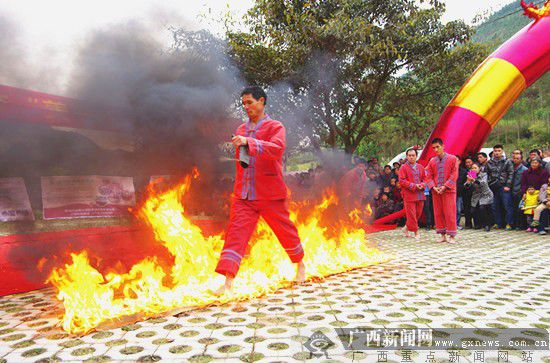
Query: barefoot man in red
xmin=398 ymin=148 xmax=426 ymax=239
xmin=426 ymin=138 xmax=459 ymax=243
xmin=214 ymin=86 xmax=306 ymax=295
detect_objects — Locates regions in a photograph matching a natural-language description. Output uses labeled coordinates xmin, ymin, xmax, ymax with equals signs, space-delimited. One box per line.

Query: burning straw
xmin=47 ymin=170 xmax=392 ymax=335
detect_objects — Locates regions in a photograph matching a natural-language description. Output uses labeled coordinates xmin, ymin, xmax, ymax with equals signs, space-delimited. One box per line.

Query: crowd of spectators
xmin=340 ymin=146 xmax=550 ymax=235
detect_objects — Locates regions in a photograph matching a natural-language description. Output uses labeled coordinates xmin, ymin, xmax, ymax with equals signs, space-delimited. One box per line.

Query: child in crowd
xmin=465 ymin=163 xmax=494 ymax=232
xmin=529 ymin=176 xmax=549 ymax=234
xmin=375 ymin=193 xmax=395 ymax=219
xmin=522 ymin=186 xmax=540 ymax=232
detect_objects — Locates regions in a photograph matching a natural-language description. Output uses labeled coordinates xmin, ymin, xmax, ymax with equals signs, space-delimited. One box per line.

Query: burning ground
xmin=46 ymin=171 xmax=392 ymax=335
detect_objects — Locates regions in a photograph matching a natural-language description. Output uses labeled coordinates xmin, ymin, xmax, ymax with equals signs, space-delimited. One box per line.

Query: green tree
xmin=227 ymin=0 xmax=488 ymax=153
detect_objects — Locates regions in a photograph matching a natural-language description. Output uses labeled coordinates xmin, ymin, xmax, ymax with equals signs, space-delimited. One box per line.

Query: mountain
xmin=473 ymin=1 xmax=532 ymax=46
xmin=473 ymin=1 xmax=549 ymax=151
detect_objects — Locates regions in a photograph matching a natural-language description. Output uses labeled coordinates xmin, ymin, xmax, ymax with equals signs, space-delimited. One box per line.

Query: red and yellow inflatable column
xmin=375 ymin=3 xmax=550 ymax=224
xmin=419 ymin=8 xmax=550 ymax=162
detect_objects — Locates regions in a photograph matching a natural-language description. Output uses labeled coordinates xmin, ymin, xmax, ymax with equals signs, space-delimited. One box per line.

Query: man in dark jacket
xmin=456 ymin=158 xmax=468 ymax=229
xmin=462 ymin=156 xmax=475 ymax=228
xmin=510 ymin=152 xmax=528 ymax=230
xmin=486 ymin=145 xmax=514 ymax=229
xmin=379 ymin=165 xmax=393 ymax=187
xmin=477 ymin=152 xmax=489 ymax=172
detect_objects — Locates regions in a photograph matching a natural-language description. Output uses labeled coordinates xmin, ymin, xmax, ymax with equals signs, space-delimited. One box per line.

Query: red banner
xmin=41 ymin=176 xmax=135 ymax=219
xmin=0 ymin=84 xmax=128 ymax=132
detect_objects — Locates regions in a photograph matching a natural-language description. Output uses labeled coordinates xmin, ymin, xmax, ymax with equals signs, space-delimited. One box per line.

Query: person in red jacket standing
xmin=426 ymin=138 xmax=459 ymax=244
xmin=398 ymin=148 xmax=426 ymax=239
xmin=338 ymin=159 xmax=367 ymax=212
xmin=214 ymin=86 xmax=306 ymax=296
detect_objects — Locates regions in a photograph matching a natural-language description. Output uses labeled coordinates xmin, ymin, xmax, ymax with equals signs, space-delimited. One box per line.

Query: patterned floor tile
xmin=0 ymin=229 xmax=547 ymax=362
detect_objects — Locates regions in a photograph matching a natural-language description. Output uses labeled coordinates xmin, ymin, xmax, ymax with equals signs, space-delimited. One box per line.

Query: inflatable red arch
xmin=376 ymin=2 xmax=550 ymax=224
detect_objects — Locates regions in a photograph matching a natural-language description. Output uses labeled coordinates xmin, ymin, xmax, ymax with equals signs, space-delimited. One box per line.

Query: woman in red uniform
xmin=398 ymin=148 xmax=426 ymax=239
xmin=214 ymin=86 xmax=306 ymax=295
xmin=425 ymin=138 xmax=459 ymax=244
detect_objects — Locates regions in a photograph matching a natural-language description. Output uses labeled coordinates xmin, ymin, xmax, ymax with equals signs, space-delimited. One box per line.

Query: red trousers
xmin=215 ymin=198 xmax=304 ymax=278
xmin=404 ymin=200 xmax=424 ymax=233
xmin=432 ymin=192 xmax=457 ymax=237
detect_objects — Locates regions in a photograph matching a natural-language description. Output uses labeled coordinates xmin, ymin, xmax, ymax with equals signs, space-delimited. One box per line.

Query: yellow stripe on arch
xmin=448 ymin=57 xmax=526 ymax=128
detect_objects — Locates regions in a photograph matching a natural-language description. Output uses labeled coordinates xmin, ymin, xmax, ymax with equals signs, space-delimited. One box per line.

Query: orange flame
xmin=47 ymin=172 xmax=391 ymax=335
xmin=521 ymin=0 xmax=550 ymax=20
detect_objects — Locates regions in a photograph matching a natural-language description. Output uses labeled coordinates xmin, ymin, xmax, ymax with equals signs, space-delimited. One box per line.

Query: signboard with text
xmin=0 ymin=178 xmax=34 ymax=222
xmin=41 ymin=176 xmax=135 ymax=220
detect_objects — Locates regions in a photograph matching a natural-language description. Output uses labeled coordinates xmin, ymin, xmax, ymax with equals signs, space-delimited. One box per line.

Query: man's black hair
xmin=384 ymin=165 xmax=392 ymax=170
xmin=406 ymin=148 xmax=418 ymax=156
xmin=513 ymin=149 xmax=523 ymax=157
xmin=431 ymin=138 xmax=444 ymax=145
xmin=493 ymin=144 xmax=504 ymax=149
xmin=463 ymin=155 xmax=474 ymax=162
xmin=529 ymin=149 xmax=541 ymax=156
xmin=241 ymin=86 xmax=267 ymax=105
xmin=477 ymin=152 xmax=488 ymax=159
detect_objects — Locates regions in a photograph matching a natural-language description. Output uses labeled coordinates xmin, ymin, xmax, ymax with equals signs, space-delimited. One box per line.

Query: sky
xmin=0 ymin=0 xmax=514 ymax=95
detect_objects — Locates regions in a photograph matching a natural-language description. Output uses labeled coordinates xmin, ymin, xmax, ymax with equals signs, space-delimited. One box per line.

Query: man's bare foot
xmin=212 ymin=277 xmax=234 ymax=297
xmin=402 ymin=226 xmax=409 ymax=238
xmin=447 ymin=236 xmax=458 ymax=244
xmin=413 ymin=232 xmax=420 ymax=240
xmin=436 ymin=235 xmax=447 ymax=243
xmin=295 ymin=261 xmax=306 ymax=283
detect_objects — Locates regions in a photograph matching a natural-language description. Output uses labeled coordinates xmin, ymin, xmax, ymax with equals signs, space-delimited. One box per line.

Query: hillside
xmin=473 ymin=1 xmax=532 ymax=45
xmin=475 ymin=0 xmax=549 ymax=151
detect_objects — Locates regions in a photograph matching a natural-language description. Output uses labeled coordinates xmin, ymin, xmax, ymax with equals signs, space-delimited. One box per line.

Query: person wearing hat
xmin=214 ymin=86 xmax=305 ymax=296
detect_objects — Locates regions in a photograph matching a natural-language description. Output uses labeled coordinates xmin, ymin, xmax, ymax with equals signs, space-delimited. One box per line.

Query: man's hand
xmin=416 ymin=184 xmax=424 ymax=190
xmin=232 ymin=135 xmax=248 ymax=147
xmin=503 ymin=187 xmax=510 ymax=192
xmin=440 ymin=186 xmax=446 ymax=194
xmin=433 ymin=187 xmax=441 ymax=194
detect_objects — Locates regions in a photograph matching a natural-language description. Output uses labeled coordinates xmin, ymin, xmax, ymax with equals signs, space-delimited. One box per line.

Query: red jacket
xmin=398 ymin=162 xmax=426 ymax=202
xmin=425 ymin=153 xmax=459 ymax=193
xmin=339 ymin=167 xmax=367 ymax=199
xmin=233 ymin=116 xmax=288 ymax=200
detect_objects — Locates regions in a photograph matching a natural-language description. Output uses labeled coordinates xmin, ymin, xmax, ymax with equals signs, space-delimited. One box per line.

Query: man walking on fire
xmin=213 ymin=86 xmax=306 ymax=296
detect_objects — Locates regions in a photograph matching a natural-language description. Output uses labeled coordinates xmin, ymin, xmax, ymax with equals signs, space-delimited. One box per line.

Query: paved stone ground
xmin=0 ymin=229 xmax=548 ymax=362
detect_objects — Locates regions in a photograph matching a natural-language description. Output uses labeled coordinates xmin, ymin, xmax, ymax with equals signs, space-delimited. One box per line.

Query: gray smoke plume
xmin=65 ymin=20 xmax=246 ymax=214
xmin=0 ymin=15 xmax=30 ymax=88
xmin=2 ymin=16 xmax=246 ymax=286
xmin=0 ymin=14 xmax=62 ymax=92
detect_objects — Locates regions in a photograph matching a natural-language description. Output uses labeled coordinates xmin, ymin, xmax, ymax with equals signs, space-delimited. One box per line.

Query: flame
xmin=47 ymin=172 xmax=391 ymax=335
xmin=521 ymin=0 xmax=550 ymax=20
xmin=366 ymin=203 xmax=373 ymax=216
xmin=37 ymin=257 xmax=47 ymax=272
